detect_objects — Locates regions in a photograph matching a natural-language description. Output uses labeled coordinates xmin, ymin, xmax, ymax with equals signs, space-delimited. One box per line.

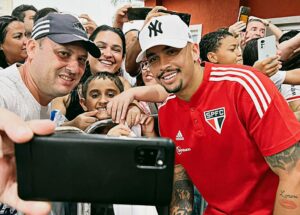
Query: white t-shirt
xmin=270 ymin=70 xmax=286 ymax=90
xmin=0 ymin=64 xmax=49 ymax=120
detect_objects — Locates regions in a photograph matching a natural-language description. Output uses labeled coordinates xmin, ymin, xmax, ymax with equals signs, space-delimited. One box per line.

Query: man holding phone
xmin=0 ymin=13 xmax=100 ymax=215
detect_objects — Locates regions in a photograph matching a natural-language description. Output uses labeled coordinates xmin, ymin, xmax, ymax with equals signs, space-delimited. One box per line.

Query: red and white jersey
xmin=159 ymin=62 xmax=300 ymax=214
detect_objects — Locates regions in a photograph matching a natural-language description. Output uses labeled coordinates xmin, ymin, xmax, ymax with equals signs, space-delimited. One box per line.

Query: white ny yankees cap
xmin=136 ymin=15 xmax=193 ymax=63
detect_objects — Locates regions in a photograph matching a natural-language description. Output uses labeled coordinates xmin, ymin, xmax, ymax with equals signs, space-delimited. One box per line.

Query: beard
xmin=162 ymin=79 xmax=183 ymax=94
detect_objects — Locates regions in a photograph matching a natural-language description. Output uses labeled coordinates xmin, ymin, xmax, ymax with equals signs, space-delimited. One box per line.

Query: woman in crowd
xmin=0 ymin=15 xmax=28 ymax=69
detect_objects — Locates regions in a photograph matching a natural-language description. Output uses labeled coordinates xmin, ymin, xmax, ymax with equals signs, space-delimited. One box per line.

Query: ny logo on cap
xmin=148 ymin=20 xmax=163 ymax=38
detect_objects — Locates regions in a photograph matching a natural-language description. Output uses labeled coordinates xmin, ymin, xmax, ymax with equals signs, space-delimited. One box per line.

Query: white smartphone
xmin=257 ymin=35 xmax=277 ymax=61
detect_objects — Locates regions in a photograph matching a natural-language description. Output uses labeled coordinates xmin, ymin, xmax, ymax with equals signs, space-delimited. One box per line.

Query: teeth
xmin=163 ymin=73 xmax=176 ymax=80
xmin=100 ymin=60 xmax=113 ymax=65
xmin=97 ymin=107 xmax=106 ymax=111
xmin=60 ymin=75 xmax=72 ymax=81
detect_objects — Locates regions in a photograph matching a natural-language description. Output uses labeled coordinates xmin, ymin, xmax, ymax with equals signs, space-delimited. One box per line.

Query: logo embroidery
xmin=176 ymin=146 xmax=191 ymax=155
xmin=204 ymin=107 xmax=226 ymax=134
xmin=148 ymin=20 xmax=163 ymax=37
xmin=176 ymin=130 xmax=184 ymax=141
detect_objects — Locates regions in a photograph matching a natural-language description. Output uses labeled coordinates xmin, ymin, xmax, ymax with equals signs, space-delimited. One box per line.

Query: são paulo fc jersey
xmin=159 ymin=62 xmax=300 ymax=214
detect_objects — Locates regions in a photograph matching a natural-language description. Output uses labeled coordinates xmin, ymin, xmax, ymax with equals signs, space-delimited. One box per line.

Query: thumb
xmin=84 ymin=110 xmax=98 ymax=116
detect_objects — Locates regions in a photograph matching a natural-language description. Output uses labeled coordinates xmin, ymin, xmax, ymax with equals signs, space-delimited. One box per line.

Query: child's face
xmin=210 ymin=36 xmax=243 ymax=65
xmin=81 ymin=78 xmax=121 ymax=120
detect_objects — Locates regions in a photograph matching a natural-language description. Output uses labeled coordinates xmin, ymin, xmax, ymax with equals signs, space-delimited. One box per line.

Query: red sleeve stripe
xmin=212 ymin=67 xmax=271 ymax=103
xmin=209 ymin=76 xmax=265 ymax=118
xmin=210 ymin=67 xmax=271 ymax=119
xmin=211 ymin=70 xmax=269 ymax=111
xmin=286 ymin=96 xmax=300 ymax=103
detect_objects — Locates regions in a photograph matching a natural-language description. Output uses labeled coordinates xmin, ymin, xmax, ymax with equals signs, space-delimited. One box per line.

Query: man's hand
xmin=113 ymin=4 xmax=131 ymax=29
xmin=253 ymin=55 xmax=282 ymax=77
xmin=0 ymin=108 xmax=54 ymax=215
xmin=79 ymin=14 xmax=97 ymax=36
xmin=228 ymin=21 xmax=246 ymax=38
xmin=107 ymin=89 xmax=136 ymax=124
xmin=63 ymin=110 xmax=98 ymax=130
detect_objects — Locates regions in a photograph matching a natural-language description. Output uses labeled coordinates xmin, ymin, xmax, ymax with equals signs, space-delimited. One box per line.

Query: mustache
xmin=157 ymin=68 xmax=180 ymax=80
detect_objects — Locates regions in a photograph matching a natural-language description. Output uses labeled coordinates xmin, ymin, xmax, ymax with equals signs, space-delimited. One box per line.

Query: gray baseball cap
xmin=31 ymin=13 xmax=100 ymax=58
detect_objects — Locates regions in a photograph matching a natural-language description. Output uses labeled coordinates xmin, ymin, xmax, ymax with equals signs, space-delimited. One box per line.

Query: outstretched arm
xmin=265 ymin=142 xmax=300 ymax=214
xmin=0 ymin=108 xmax=54 ymax=215
xmin=170 ymin=164 xmax=194 ymax=215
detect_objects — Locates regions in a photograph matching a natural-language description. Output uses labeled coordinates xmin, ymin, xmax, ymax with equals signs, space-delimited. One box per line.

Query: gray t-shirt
xmin=0 ymin=64 xmax=51 ymax=215
xmin=0 ymin=64 xmax=49 ymax=120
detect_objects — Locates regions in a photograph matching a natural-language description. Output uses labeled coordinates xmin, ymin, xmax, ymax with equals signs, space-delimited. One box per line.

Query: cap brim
xmin=48 ymin=34 xmax=101 ymax=58
xmin=136 ymin=39 xmax=188 ymax=63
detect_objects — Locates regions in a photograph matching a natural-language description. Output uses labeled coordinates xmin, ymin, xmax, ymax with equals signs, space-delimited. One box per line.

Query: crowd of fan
xmin=0 ymin=3 xmax=300 ymax=215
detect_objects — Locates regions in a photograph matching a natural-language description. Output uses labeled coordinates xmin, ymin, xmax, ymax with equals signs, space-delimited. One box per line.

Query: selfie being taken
xmin=0 ymin=0 xmax=300 ymax=215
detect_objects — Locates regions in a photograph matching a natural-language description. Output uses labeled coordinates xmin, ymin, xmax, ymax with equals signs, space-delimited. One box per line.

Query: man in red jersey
xmin=135 ymin=15 xmax=300 ymax=214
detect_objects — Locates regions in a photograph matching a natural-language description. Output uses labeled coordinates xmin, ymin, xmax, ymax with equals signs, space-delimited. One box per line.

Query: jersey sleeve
xmin=237 ymin=70 xmax=300 ymax=157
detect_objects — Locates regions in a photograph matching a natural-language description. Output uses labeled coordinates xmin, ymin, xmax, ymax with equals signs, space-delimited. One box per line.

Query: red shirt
xmin=159 ymin=63 xmax=300 ymax=214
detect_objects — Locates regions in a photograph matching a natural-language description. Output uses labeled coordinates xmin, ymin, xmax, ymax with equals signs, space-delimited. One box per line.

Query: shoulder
xmin=158 ymin=94 xmax=177 ymax=111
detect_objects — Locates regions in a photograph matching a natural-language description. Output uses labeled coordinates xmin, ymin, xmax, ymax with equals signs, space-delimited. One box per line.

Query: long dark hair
xmin=242 ymin=38 xmax=259 ymax=67
xmin=89 ymin=25 xmax=126 ymax=58
xmin=0 ymin=15 xmax=18 ymax=68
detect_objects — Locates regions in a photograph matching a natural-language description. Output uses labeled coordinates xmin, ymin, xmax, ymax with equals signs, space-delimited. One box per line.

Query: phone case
xmin=237 ymin=6 xmax=250 ymax=31
xmin=15 ymin=133 xmax=175 ymax=205
xmin=127 ymin=7 xmax=152 ymax=21
xmin=257 ymin=35 xmax=277 ymax=61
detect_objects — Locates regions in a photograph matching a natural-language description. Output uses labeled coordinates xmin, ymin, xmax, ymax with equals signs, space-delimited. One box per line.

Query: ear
xmin=207 ymin=52 xmax=219 ymax=64
xmin=26 ymin=39 xmax=38 ymax=60
xmin=79 ymin=97 xmax=88 ymax=111
xmin=191 ymin=43 xmax=200 ymax=62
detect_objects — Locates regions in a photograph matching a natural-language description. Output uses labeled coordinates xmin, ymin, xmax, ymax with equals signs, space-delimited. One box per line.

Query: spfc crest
xmin=204 ymin=107 xmax=226 ymax=134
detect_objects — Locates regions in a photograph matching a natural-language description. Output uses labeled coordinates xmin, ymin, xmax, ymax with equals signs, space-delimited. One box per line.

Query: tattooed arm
xmin=265 ymin=142 xmax=300 ymax=214
xmin=169 ymin=164 xmax=194 ymax=215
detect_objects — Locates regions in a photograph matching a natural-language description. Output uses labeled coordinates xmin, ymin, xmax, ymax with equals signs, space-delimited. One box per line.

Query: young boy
xmin=80 ymin=72 xmax=156 ymax=137
xmin=199 ymin=30 xmax=243 ymax=65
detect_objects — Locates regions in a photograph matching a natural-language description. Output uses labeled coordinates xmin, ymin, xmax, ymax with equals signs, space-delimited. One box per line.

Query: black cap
xmin=31 ymin=13 xmax=100 ymax=58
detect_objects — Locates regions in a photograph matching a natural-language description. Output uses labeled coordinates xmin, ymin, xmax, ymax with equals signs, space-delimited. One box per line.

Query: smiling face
xmin=26 ymin=37 xmax=88 ymax=104
xmin=1 ymin=21 xmax=28 ymax=64
xmin=80 ymin=77 xmax=121 ymax=120
xmin=146 ymin=43 xmax=201 ymax=100
xmin=88 ymin=30 xmax=124 ymax=74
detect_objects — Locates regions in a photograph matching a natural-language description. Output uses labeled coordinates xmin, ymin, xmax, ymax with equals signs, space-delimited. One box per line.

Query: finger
xmin=126 ymin=113 xmax=133 ymax=128
xmin=134 ymin=112 xmax=141 ymax=126
xmin=120 ymin=102 xmax=130 ymax=123
xmin=26 ymin=120 xmax=55 ymax=136
xmin=2 ymin=182 xmax=51 ymax=215
xmin=0 ymin=108 xmax=34 ymax=143
xmin=84 ymin=110 xmax=98 ymax=117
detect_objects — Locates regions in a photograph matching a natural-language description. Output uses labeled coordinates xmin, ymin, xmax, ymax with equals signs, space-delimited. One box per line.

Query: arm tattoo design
xmin=266 ymin=142 xmax=300 ymax=171
xmin=170 ymin=165 xmax=194 ymax=215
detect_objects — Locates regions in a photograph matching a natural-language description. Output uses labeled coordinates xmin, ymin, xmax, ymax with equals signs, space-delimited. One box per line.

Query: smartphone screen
xmin=257 ymin=35 xmax=277 ymax=61
xmin=127 ymin=7 xmax=152 ymax=20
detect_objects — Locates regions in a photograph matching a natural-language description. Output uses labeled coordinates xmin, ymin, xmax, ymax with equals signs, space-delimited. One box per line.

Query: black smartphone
xmin=127 ymin=7 xmax=152 ymax=20
xmin=158 ymin=9 xmax=191 ymax=26
xmin=237 ymin=6 xmax=250 ymax=31
xmin=15 ymin=133 xmax=175 ymax=205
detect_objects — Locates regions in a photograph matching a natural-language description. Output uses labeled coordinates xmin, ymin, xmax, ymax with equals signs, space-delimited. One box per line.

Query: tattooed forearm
xmin=278 ymin=190 xmax=299 ymax=210
xmin=266 ymin=142 xmax=300 ymax=171
xmin=170 ymin=165 xmax=194 ymax=215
